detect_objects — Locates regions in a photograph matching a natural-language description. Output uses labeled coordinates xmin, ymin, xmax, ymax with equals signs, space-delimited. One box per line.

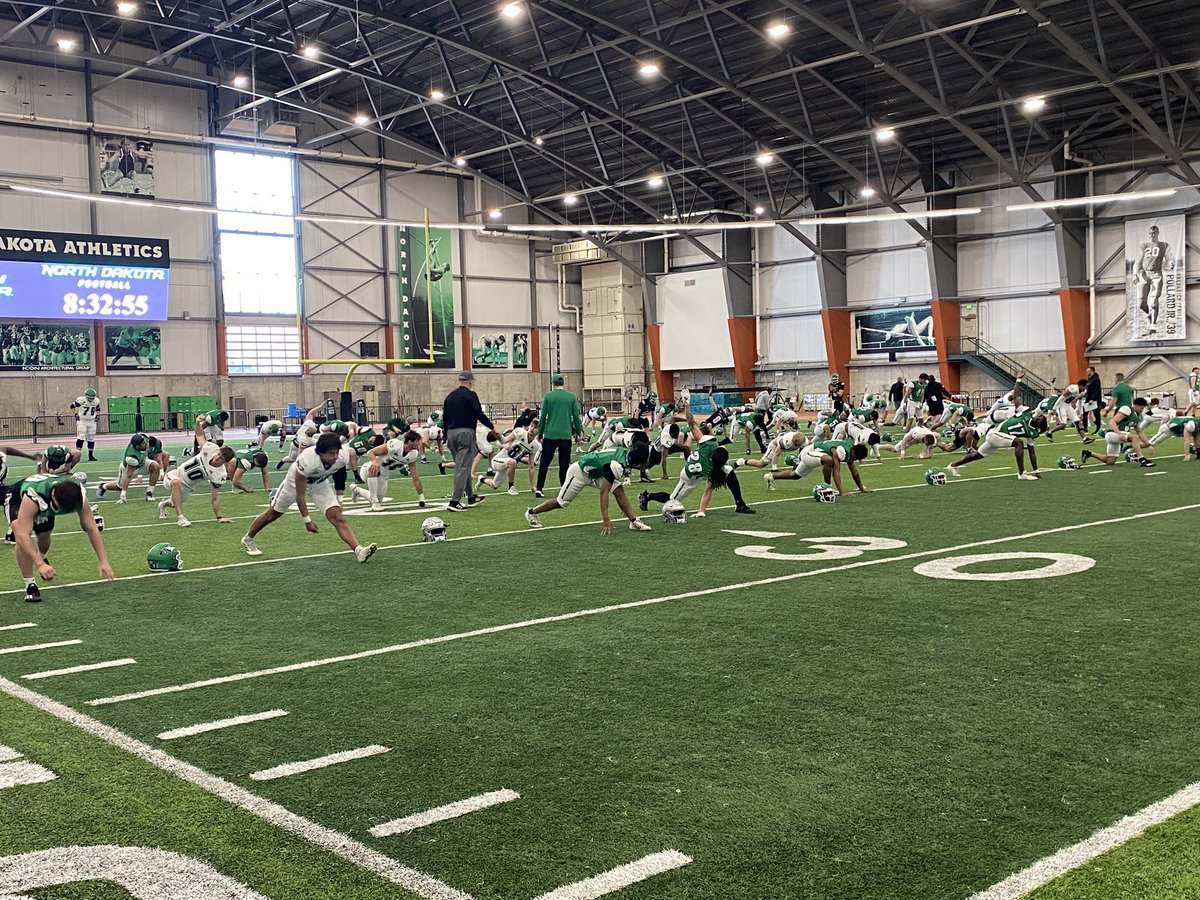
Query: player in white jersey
xmin=437 ymin=424 xmax=501 ymax=482
xmin=477 ymin=427 xmax=540 ymax=496
xmin=1189 ymin=368 xmax=1200 ymax=406
xmin=832 ymin=418 xmax=883 ymax=457
xmin=883 ymin=425 xmax=943 ymax=459
xmin=741 ymin=427 xmax=806 ymax=469
xmin=158 ymin=442 xmax=236 ymax=527
xmin=241 ymin=433 xmax=376 ymax=562
xmin=650 ymin=420 xmax=691 ymax=480
xmin=276 ymin=405 xmax=323 ymax=469
xmin=70 ymin=388 xmax=101 ymax=460
xmin=769 ymin=405 xmax=799 ymax=430
xmin=582 ymin=406 xmax=608 ymax=439
xmin=350 ymin=430 xmax=425 ymax=511
xmin=255 ymin=419 xmax=287 ymax=450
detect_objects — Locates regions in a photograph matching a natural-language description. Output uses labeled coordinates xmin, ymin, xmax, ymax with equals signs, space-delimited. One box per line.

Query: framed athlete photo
xmin=1126 ymin=215 xmax=1186 ymax=342
xmin=0 ymin=322 xmax=91 ymax=371
xmin=471 ymin=332 xmax=510 ymax=368
xmin=104 ymin=324 xmax=162 ymax=370
xmin=97 ymin=134 xmax=155 ymax=197
xmin=511 ymin=332 xmax=529 ymax=369
xmin=853 ymin=305 xmax=935 ymax=353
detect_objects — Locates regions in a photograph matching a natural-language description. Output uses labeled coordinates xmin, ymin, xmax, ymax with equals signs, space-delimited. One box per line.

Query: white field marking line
xmin=1089 ymin=469 xmax=1114 ymax=475
xmin=0 ymin=640 xmax=82 ymax=657
xmin=87 ymin=498 xmax=1200 ymax=708
xmin=967 ymin=779 xmax=1200 ymax=900
xmin=22 ymin=658 xmax=136 ymax=680
xmin=0 ymin=761 xmax=57 ymax=789
xmin=0 ymin=678 xmax=471 ymax=900
xmin=0 ymin=624 xmax=36 ymax=632
xmin=1144 ymin=471 xmax=1168 ymax=476
xmin=900 ymin=463 xmax=924 ymax=468
xmin=531 ymin=850 xmax=692 ymax=900
xmin=158 ymin=709 xmax=288 ymax=741
xmin=249 ymin=744 xmax=390 ymax=782
xmin=0 ymin=745 xmax=20 ymax=763
xmin=370 ymin=789 xmax=520 ymax=837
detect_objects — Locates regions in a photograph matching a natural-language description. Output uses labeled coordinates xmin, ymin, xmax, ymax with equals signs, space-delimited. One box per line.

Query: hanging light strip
xmin=1005 ymin=188 xmax=1176 ymax=211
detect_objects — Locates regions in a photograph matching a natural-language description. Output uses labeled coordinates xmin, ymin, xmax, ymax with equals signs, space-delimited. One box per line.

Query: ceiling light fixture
xmin=56 ymin=37 xmax=77 ymax=51
xmin=786 ymin=208 xmax=983 ymax=226
xmin=765 ymin=22 xmax=791 ymax=39
xmin=647 ymin=176 xmax=664 ymax=188
xmin=755 ymin=152 xmax=774 ymax=166
xmin=500 ymin=1 xmax=522 ymax=18
xmin=1021 ymin=95 xmax=1047 ymax=114
xmin=489 ymin=209 xmax=502 ymax=220
xmin=533 ymin=135 xmax=545 ymax=146
xmin=874 ymin=126 xmax=896 ymax=142
xmin=1006 ymin=188 xmax=1177 ymax=212
xmin=638 ymin=61 xmax=661 ymax=78
xmin=232 ymin=74 xmax=249 ymax=88
xmin=859 ymin=186 xmax=876 ymax=199
xmin=353 ymin=113 xmax=370 ymax=125
xmin=301 ymin=44 xmax=319 ymax=59
xmin=116 ymin=1 xmax=136 ymax=14
xmin=454 ymin=156 xmax=467 ymax=167
xmin=430 ymin=88 xmax=446 ymax=102
xmin=563 ymin=193 xmax=578 ymax=206
xmin=754 ymin=206 xmax=765 ymax=216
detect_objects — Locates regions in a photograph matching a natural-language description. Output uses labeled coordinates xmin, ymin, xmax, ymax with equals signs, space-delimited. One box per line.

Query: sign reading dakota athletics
xmin=1126 ymin=215 xmax=1186 ymax=342
xmin=0 ymin=228 xmax=170 ymax=322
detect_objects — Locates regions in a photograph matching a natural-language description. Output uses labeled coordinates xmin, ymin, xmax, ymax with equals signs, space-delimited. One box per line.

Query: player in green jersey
xmin=948 ymin=409 xmax=1047 ymax=480
xmin=36 ymin=444 xmax=81 ymax=475
xmin=638 ymin=408 xmax=755 ymax=517
xmin=525 ymin=436 xmax=651 ymax=533
xmin=901 ymin=374 xmax=929 ymax=428
xmin=941 ymin=401 xmax=975 ymax=430
xmin=98 ymin=433 xmax=165 ymax=502
xmin=1148 ymin=413 xmax=1200 ymax=460
xmin=1082 ymin=397 xmax=1154 ymax=467
xmin=766 ymin=439 xmax=870 ymax=496
xmin=229 ymin=448 xmax=271 ymax=492
xmin=8 ymin=474 xmax=112 ymax=602
xmin=1106 ymin=374 xmax=1136 ymax=418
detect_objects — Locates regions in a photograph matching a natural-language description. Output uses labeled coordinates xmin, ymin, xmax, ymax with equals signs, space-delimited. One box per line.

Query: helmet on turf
xmin=783 ymin=453 xmax=800 ymax=468
xmin=925 ymin=467 xmax=947 ymax=486
xmin=1058 ymin=456 xmax=1080 ymax=469
xmin=661 ymin=500 xmax=687 ymax=524
xmin=882 ymin=433 xmax=894 ymax=442
xmin=812 ymin=483 xmax=837 ymax=503
xmin=84 ymin=388 xmax=98 ymax=399
xmin=1123 ymin=448 xmax=1135 ymax=462
xmin=72 ymin=471 xmax=88 ymax=486
xmin=267 ymin=487 xmax=279 ymax=504
xmin=596 ymin=406 xmax=607 ymax=417
xmin=147 ymin=542 xmax=182 ymax=572
xmin=512 ymin=427 xmax=528 ymax=442
xmin=45 ymin=445 xmax=71 ymax=470
xmin=168 ymin=455 xmax=177 ymax=467
xmin=421 ymin=516 xmax=448 ymax=543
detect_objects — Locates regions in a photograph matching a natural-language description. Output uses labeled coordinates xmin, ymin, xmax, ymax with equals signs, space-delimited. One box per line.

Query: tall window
xmin=215 ymin=149 xmax=301 ymax=373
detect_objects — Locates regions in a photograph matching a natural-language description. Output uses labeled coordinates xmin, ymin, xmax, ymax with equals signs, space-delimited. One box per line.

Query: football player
xmin=98 ymin=433 xmax=164 ymax=503
xmin=948 ymin=408 xmax=1047 ymax=480
xmin=37 ymin=445 xmax=82 ymax=476
xmin=582 ymin=406 xmax=608 ymax=441
xmin=766 ymin=440 xmax=871 ymax=496
xmin=900 ymin=374 xmax=929 ymax=428
xmin=229 ymin=448 xmax=271 ymax=493
xmin=1189 ymin=367 xmax=1200 ymax=407
xmin=1148 ymin=412 xmax=1200 ymax=459
xmin=741 ymin=426 xmax=807 ymax=469
xmin=276 ymin=405 xmax=323 ymax=469
xmin=241 ymin=433 xmax=377 ymax=562
xmin=254 ymin=419 xmax=287 ymax=450
xmin=9 ymin=474 xmax=112 ymax=602
xmin=525 ymin=436 xmax=652 ymax=533
xmin=158 ymin=443 xmax=237 ymax=527
xmin=70 ymin=388 xmax=101 ymax=461
xmin=351 ymin=430 xmax=426 ymax=511
xmin=194 ymin=408 xmax=230 ymax=451
xmin=477 ymin=427 xmax=539 ymax=496
xmin=638 ymin=409 xmax=755 ymax=517
xmin=1081 ymin=397 xmax=1154 ymax=468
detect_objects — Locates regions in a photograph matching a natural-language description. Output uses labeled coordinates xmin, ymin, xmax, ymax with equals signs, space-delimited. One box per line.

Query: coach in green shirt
xmin=536 ymin=374 xmax=582 ymax=497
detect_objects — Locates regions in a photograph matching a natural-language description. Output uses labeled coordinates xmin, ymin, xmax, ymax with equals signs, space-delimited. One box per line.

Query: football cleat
xmin=764 ymin=473 xmax=776 ymax=492
xmin=421 ymin=516 xmax=448 ymax=542
xmin=524 ymin=508 xmax=542 ymax=529
xmin=147 ymin=542 xmax=183 ymax=572
xmin=735 ymin=503 xmax=756 ymax=515
xmin=924 ymin=468 xmax=947 ymax=486
xmin=1138 ymin=457 xmax=1156 ymax=468
xmin=1058 ymin=456 xmax=1080 ymax=469
xmin=93 ymin=515 xmax=105 ymax=532
xmin=176 ymin=516 xmax=191 ymax=527
xmin=638 ymin=491 xmax=650 ymax=511
xmin=355 ymin=543 xmax=378 ymax=563
xmin=241 ymin=535 xmax=262 ymax=557
xmin=1017 ymin=473 xmax=1040 ymax=481
xmin=812 ymin=483 xmax=837 ymax=503
xmin=629 ymin=518 xmax=652 ymax=532
xmin=506 ymin=486 xmax=519 ymax=496
xmin=24 ymin=583 xmax=41 ymax=603
xmin=661 ymin=500 xmax=687 ymax=524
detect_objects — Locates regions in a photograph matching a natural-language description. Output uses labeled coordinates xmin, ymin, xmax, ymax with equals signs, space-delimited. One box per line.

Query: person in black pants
xmin=1085 ymin=366 xmax=1103 ymax=433
xmin=923 ymin=373 xmax=946 ymax=424
xmin=535 ymin=374 xmax=582 ymax=498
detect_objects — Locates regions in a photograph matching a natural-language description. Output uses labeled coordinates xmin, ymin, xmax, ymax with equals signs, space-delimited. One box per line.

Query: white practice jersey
xmin=294 ymin=421 xmax=320 ymax=449
xmin=74 ymin=396 xmax=101 ymax=423
xmin=291 ymin=445 xmax=349 ymax=484
xmin=377 ymin=439 xmax=420 ymax=471
xmin=174 ymin=442 xmax=228 ymax=488
xmin=476 ymin=423 xmax=498 ymax=456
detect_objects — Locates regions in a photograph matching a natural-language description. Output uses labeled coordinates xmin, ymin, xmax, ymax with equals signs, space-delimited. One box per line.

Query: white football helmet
xmin=73 ymin=471 xmax=88 ymax=486
xmin=421 ymin=516 xmax=448 ymax=542
xmin=662 ymin=500 xmax=687 ymax=524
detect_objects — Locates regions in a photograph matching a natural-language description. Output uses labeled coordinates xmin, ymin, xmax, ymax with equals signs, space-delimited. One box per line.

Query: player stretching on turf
xmin=638 ymin=408 xmax=756 ymax=517
xmin=948 ymin=409 xmax=1046 ymax=480
xmin=158 ymin=443 xmax=237 ymax=527
xmin=9 ymin=475 xmax=112 ymax=603
xmin=1081 ymin=398 xmax=1154 ymax=468
xmin=98 ymin=433 xmax=164 ymax=503
xmin=525 ymin=437 xmax=652 ymax=533
xmin=229 ymin=449 xmax=271 ymax=493
xmin=766 ymin=440 xmax=871 ymax=496
xmin=351 ymin=430 xmax=427 ymax=511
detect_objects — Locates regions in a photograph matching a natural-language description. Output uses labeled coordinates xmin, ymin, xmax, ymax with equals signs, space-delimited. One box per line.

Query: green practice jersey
xmin=734 ymin=411 xmax=758 ymax=425
xmin=997 ymin=410 xmax=1041 ymax=440
xmin=234 ymin=449 xmax=265 ymax=471
xmin=851 ymin=407 xmax=876 ymax=422
xmin=1168 ymin=416 xmax=1200 ymax=436
xmin=1109 ymin=411 xmax=1143 ymax=434
xmin=1111 ymin=382 xmax=1135 ymax=411
xmin=15 ymin=474 xmax=68 ymax=529
xmin=348 ymin=428 xmax=377 ymax=455
xmin=1036 ymin=396 xmax=1057 ymax=413
xmin=946 ymin=402 xmax=971 ymax=415
xmin=578 ymin=447 xmax=628 ymax=481
xmin=909 ymin=381 xmax=927 ymax=402
xmin=683 ymin=438 xmax=721 ymax=480
xmin=815 ymin=439 xmax=854 ymax=461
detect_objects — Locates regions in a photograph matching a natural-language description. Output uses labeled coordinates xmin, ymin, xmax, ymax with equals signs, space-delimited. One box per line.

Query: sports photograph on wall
xmin=397 ymin=226 xmax=455 ymax=368
xmin=1126 ymin=215 xmax=1186 ymax=342
xmin=104 ymin=324 xmax=161 ymax=370
xmin=512 ymin=331 xmax=529 ymax=369
xmin=472 ymin=332 xmax=510 ymax=368
xmin=97 ymin=135 xmax=155 ymax=197
xmin=853 ymin=304 xmax=935 ymax=353
xmin=0 ymin=322 xmax=91 ymax=371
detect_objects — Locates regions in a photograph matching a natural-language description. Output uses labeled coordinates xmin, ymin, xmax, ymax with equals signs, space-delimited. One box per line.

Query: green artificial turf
xmin=1 ymin=434 xmax=1198 ymax=898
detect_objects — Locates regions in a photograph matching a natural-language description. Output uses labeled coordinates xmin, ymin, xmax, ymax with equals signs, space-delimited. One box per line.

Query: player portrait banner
xmin=104 ymin=324 xmax=161 ymax=370
xmin=471 ymin=332 xmax=509 ymax=368
xmin=853 ymin=304 xmax=935 ymax=353
xmin=1126 ymin=215 xmax=1186 ymax=342
xmin=512 ymin=332 xmax=529 ymax=369
xmin=98 ymin=134 xmax=155 ymax=197
xmin=0 ymin=322 xmax=91 ymax=371
xmin=397 ymin=226 xmax=455 ymax=368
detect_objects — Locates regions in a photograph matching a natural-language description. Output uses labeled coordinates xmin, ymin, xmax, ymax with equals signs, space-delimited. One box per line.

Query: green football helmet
xmin=925 ymin=467 xmax=947 ymax=486
xmin=596 ymin=406 xmax=607 ymax=417
xmin=84 ymin=388 xmax=98 ymax=399
xmin=429 ymin=411 xmax=440 ymax=422
xmin=1058 ymin=455 xmax=1080 ymax=470
xmin=783 ymin=453 xmax=800 ymax=468
xmin=45 ymin=445 xmax=71 ymax=469
xmin=147 ymin=542 xmax=182 ymax=572
xmin=1123 ymin=448 xmax=1135 ymax=462
xmin=812 ymin=483 xmax=837 ymax=503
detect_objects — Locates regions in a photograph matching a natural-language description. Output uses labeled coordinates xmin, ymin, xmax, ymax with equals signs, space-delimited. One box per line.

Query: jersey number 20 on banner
xmin=1126 ymin=215 xmax=1186 ymax=342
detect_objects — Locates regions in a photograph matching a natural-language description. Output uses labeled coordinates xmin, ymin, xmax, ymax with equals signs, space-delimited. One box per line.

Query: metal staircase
xmin=946 ymin=337 xmax=1053 ymax=407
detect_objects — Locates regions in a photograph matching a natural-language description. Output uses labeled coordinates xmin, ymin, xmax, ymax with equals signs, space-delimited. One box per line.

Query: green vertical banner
xmin=397 ymin=225 xmax=456 ymax=368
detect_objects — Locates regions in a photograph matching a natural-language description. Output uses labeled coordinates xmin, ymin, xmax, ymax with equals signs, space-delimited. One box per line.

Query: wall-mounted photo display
xmin=397 ymin=226 xmax=456 ymax=368
xmin=0 ymin=322 xmax=91 ymax=371
xmin=1126 ymin=215 xmax=1186 ymax=342
xmin=98 ymin=134 xmax=155 ymax=197
xmin=512 ymin=332 xmax=530 ymax=369
xmin=472 ymin=332 xmax=510 ymax=368
xmin=853 ymin=305 xmax=935 ymax=353
xmin=105 ymin=324 xmax=161 ymax=370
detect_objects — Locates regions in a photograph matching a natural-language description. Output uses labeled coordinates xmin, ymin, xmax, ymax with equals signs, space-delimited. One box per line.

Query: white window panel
xmin=227 ymin=325 xmax=301 ymax=375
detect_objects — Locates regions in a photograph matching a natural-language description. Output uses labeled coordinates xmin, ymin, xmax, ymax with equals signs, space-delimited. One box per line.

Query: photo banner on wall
xmin=104 ymin=325 xmax=161 ymax=370
xmin=98 ymin=135 xmax=155 ymax=197
xmin=512 ymin=332 xmax=529 ymax=369
xmin=1126 ymin=215 xmax=1186 ymax=342
xmin=397 ymin=226 xmax=455 ymax=368
xmin=0 ymin=322 xmax=91 ymax=371
xmin=853 ymin=305 xmax=935 ymax=353
xmin=471 ymin=333 xmax=509 ymax=368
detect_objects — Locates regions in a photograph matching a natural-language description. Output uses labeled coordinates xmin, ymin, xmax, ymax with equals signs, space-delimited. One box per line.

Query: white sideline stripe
xmin=1144 ymin=471 xmax=1167 ymax=476
xmin=0 ymin=761 xmax=57 ymax=789
xmin=158 ymin=709 xmax=288 ymax=740
xmin=0 ymin=640 xmax=82 ymax=656
xmin=1089 ymin=469 xmax=1113 ymax=475
xmin=900 ymin=464 xmax=923 ymax=468
xmin=0 ymin=678 xmax=470 ymax=900
xmin=22 ymin=658 xmax=136 ymax=680
xmin=0 ymin=624 xmax=36 ymax=633
xmin=968 ymin=778 xmax=1200 ymax=900
xmin=370 ymin=789 xmax=520 ymax=837
xmin=531 ymin=850 xmax=692 ymax=900
xmin=249 ymin=744 xmax=390 ymax=781
xmin=86 ymin=500 xmax=1200 ymax=707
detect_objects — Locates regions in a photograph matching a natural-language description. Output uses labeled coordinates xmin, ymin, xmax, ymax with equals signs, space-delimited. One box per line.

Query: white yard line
xmin=0 ymin=761 xmax=58 ymax=790
xmin=967 ymin=779 xmax=1200 ymax=900
xmin=0 ymin=624 xmax=36 ymax=633
xmin=0 ymin=640 xmax=82 ymax=657
xmin=23 ymin=658 xmax=136 ymax=680
xmin=158 ymin=709 xmax=288 ymax=741
xmin=531 ymin=850 xmax=692 ymax=900
xmin=1089 ymin=469 xmax=1114 ymax=475
xmin=370 ymin=789 xmax=520 ymax=837
xmin=87 ymin=500 xmax=1200 ymax=707
xmin=1143 ymin=471 xmax=1168 ymax=476
xmin=249 ymin=745 xmax=390 ymax=782
xmin=0 ymin=745 xmax=21 ymax=763
xmin=0 ymin=678 xmax=470 ymax=900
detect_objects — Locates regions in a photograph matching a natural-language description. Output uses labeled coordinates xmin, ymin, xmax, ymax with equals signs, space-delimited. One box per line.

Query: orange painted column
xmin=384 ymin=325 xmax=395 ymax=375
xmin=646 ymin=324 xmax=674 ymax=399
xmin=820 ymin=309 xmax=853 ymax=398
xmin=930 ymin=299 xmax=961 ymax=393
xmin=93 ymin=322 xmax=106 ymax=377
xmin=460 ymin=326 xmax=471 ymax=371
xmin=1059 ymin=288 xmax=1090 ymax=383
xmin=727 ymin=317 xmax=757 ymax=401
xmin=215 ymin=321 xmax=228 ymax=377
xmin=529 ymin=328 xmax=541 ymax=373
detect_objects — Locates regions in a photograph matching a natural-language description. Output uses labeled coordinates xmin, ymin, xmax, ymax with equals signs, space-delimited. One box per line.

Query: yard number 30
xmin=734 ymin=536 xmax=908 ymax=562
